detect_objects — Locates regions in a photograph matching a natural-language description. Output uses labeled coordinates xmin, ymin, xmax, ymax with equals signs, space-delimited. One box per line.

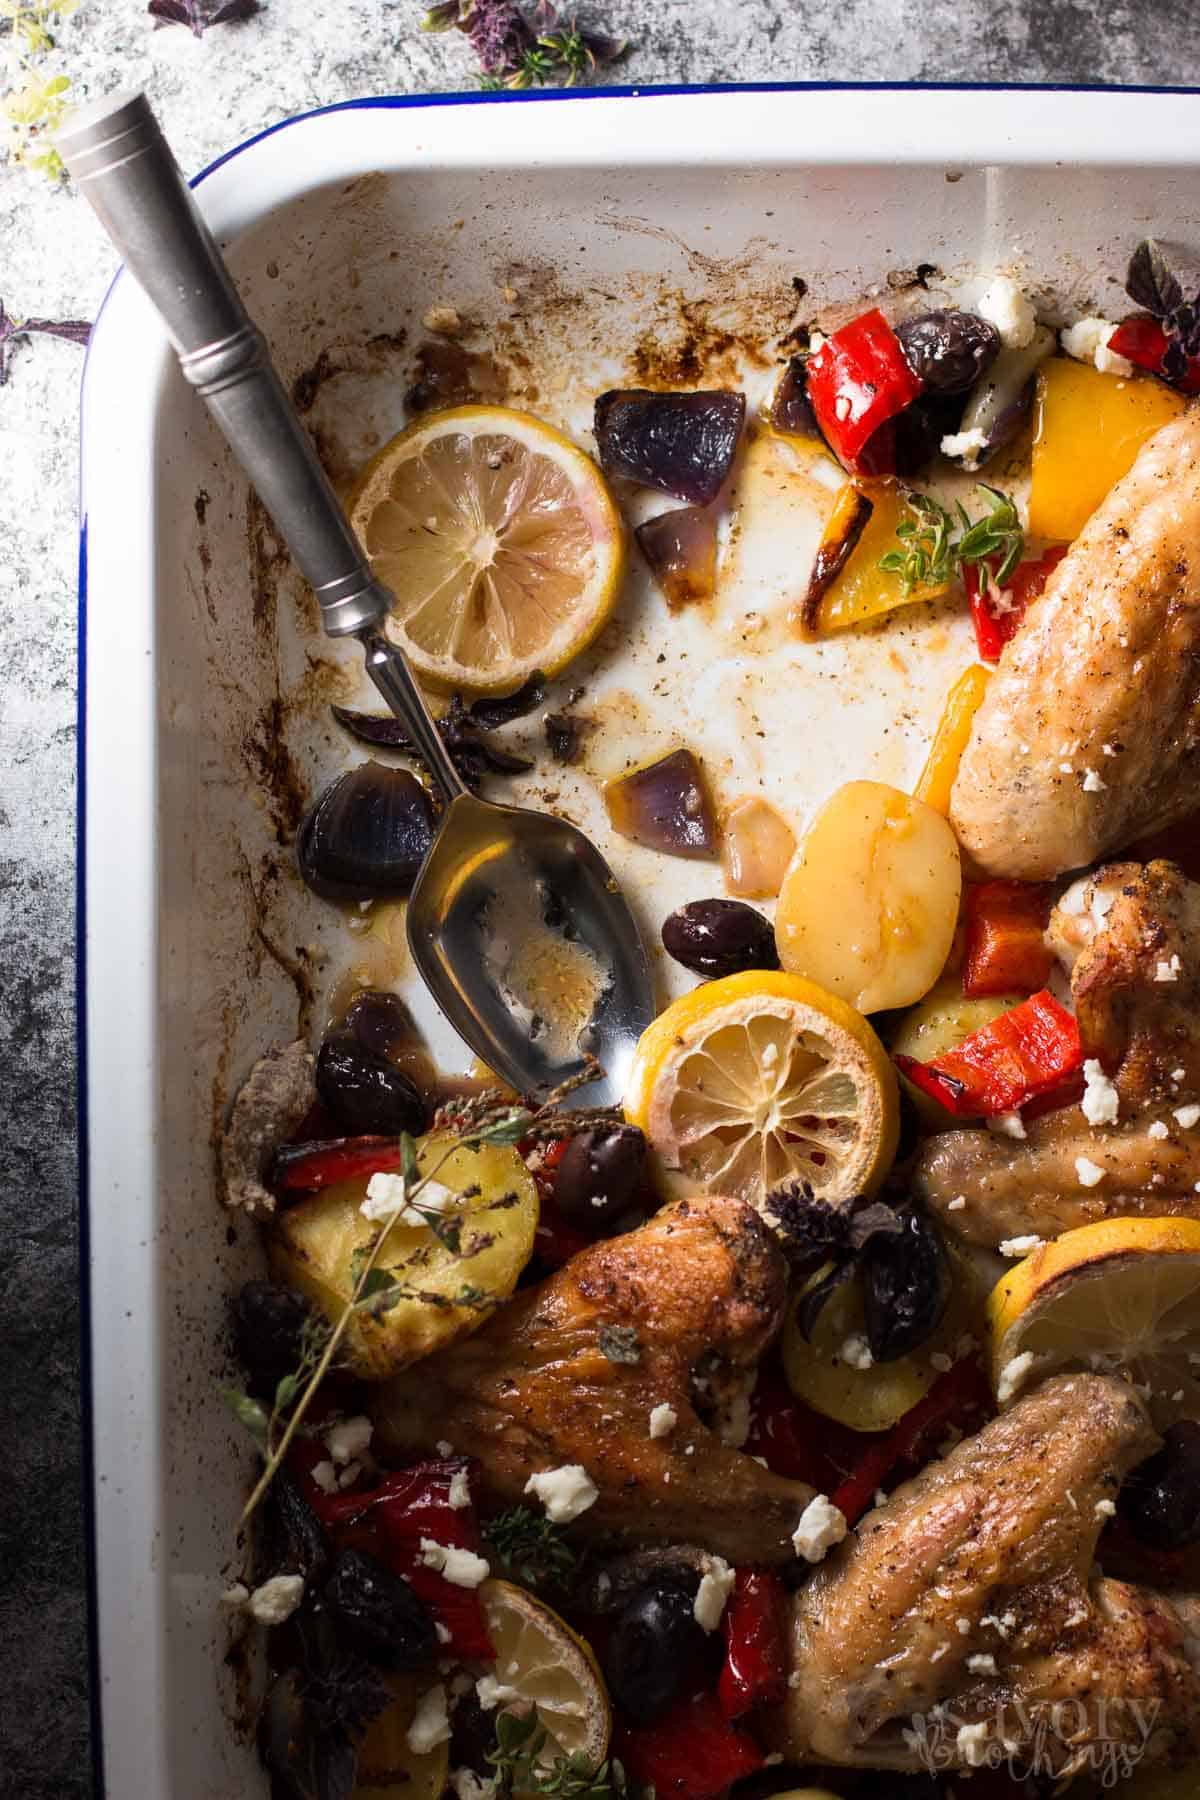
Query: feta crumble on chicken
xmin=648 ymin=1403 xmax=678 ymax=1439
xmin=693 ymin=1556 xmax=737 ymax=1631
xmin=524 ymin=1464 xmax=599 ymax=1523
xmin=792 ymin=1494 xmax=847 ymax=1563
xmin=1081 ymin=1059 xmax=1119 ymax=1127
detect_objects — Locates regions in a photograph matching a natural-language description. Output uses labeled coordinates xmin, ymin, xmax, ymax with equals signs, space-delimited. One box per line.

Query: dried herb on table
xmin=0 ymin=298 xmax=90 ymax=384
xmin=422 ymin=1 xmax=628 ymax=90
xmin=148 ymin=0 xmax=260 ymax=32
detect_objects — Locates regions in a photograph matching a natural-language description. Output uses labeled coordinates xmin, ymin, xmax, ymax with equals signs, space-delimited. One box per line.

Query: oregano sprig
xmin=487 ymin=1707 xmax=628 ymax=1799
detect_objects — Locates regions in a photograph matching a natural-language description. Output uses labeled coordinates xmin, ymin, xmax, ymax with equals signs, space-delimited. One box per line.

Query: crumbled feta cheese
xmin=435 ymin=1622 xmax=452 ymax=1645
xmin=407 ymin=1684 xmax=451 ymax=1754
xmin=715 ymin=1385 xmax=753 ymax=1450
xmin=1060 ymin=316 xmax=1134 ymax=377
xmin=997 ymin=1350 xmax=1036 ymax=1404
xmin=361 ymin=1172 xmax=461 ymax=1226
xmin=310 ymin=1459 xmax=338 ymax=1494
xmin=524 ymin=1465 xmax=599 ymax=1523
xmin=956 ymin=1617 xmax=972 ymax=1634
xmin=221 ymin=1582 xmax=249 ymax=1608
xmin=792 ymin=1494 xmax=848 ymax=1564
xmin=247 ymin=1574 xmax=305 ymax=1626
xmin=1173 ymin=1067 xmax=1187 ymax=1083
xmin=451 ymin=1772 xmax=498 ymax=1800
xmin=940 ymin=425 xmax=989 ymax=468
xmin=957 ymin=1721 xmax=991 ymax=1766
xmin=648 ymin=1402 xmax=678 ymax=1439
xmin=1081 ymin=1059 xmax=1119 ymax=1127
xmin=338 ymin=1461 xmax=362 ymax=1490
xmin=839 ymin=1333 xmax=874 ymax=1371
xmin=1095 ymin=1498 xmax=1117 ymax=1519
xmin=947 ymin=1195 xmax=967 ymax=1212
xmin=998 ymin=1235 xmax=1043 ymax=1258
xmin=326 ymin=1415 xmax=372 ymax=1465
xmin=1148 ymin=1120 xmax=1170 ymax=1141
xmin=1075 ymin=1156 xmax=1105 ymax=1188
xmin=930 ymin=1642 xmax=949 ymax=1663
xmin=1156 ymin=955 xmax=1182 ymax=983
xmin=976 ymin=276 xmax=1037 ymax=348
xmin=988 ymin=1111 xmax=1026 ymax=1140
xmin=476 ymin=1674 xmax=522 ymax=1711
xmin=980 ymin=1612 xmax=1011 ymax=1638
xmin=808 ymin=330 xmax=828 ymax=356
xmin=418 ymin=1540 xmax=490 ymax=1588
xmin=967 ymin=1653 xmax=998 ymax=1675
xmin=1081 ymin=768 xmax=1107 ymax=793
xmin=1176 ymin=1104 xmax=1200 ymax=1129
xmin=448 ymin=1468 xmax=472 ymax=1510
xmin=693 ymin=1557 xmax=736 ymax=1631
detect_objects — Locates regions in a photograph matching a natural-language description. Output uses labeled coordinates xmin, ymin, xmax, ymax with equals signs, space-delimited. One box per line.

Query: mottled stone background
xmin=2 ymin=2 xmax=1199 ymax=1793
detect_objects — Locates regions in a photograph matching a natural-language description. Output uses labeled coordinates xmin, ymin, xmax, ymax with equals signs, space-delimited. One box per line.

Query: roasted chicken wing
xmin=951 ymin=409 xmax=1200 ymax=879
xmin=916 ymin=860 xmax=1200 ymax=1246
xmin=777 ymin=1374 xmax=1200 ymax=1777
xmin=372 ymin=1196 xmax=814 ymax=1564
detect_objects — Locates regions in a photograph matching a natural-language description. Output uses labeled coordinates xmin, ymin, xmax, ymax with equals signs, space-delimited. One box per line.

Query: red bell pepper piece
xmin=805 ymin=308 xmax=923 ymax=475
xmin=297 ymin=1455 xmax=495 ymax=1661
xmin=718 ymin=1569 xmax=787 ymax=1718
xmin=895 ymin=988 xmax=1082 ymax=1119
xmin=744 ymin=1363 xmax=884 ymax=1491
xmin=526 ymin=1137 xmax=591 ymax=1268
xmin=615 ymin=1691 xmax=765 ymax=1799
xmin=962 ymin=880 xmax=1054 ymax=999
xmin=830 ymin=1358 xmax=993 ymax=1526
xmin=1109 ymin=313 xmax=1200 ymax=395
xmin=966 ymin=545 xmax=1068 ymax=663
xmin=270 ymin=1135 xmax=406 ymax=1194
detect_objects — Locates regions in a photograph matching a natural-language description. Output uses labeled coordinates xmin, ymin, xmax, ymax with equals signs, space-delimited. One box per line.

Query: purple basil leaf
xmin=1126 ymin=239 xmax=1184 ymax=320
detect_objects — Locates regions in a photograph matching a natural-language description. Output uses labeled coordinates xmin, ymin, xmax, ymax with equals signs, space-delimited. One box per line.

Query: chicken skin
xmin=916 ymin=860 xmax=1200 ymax=1247
xmin=951 ymin=409 xmax=1200 ymax=880
xmin=778 ymin=1374 xmax=1200 ymax=1778
xmin=373 ymin=1196 xmax=814 ymax=1563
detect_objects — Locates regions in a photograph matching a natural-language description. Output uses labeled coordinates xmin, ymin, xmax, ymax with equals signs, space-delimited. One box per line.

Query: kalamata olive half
xmin=602 ymin=1579 xmax=714 ymax=1726
xmin=662 ymin=898 xmax=780 ymax=979
xmin=551 ymin=1124 xmax=647 ymax=1231
xmin=895 ymin=310 xmax=1001 ymax=393
xmin=232 ymin=1279 xmax=314 ymax=1399
xmin=860 ymin=1208 xmax=949 ymax=1362
xmin=892 ymin=392 xmax=966 ymax=479
xmin=342 ymin=989 xmax=422 ymax=1063
xmin=1119 ymin=1420 xmax=1200 ymax=1551
xmin=316 ymin=1033 xmax=427 ymax=1137
xmin=593 ymin=389 xmax=746 ymax=505
xmin=604 ymin=748 xmax=719 ymax=859
xmin=297 ymin=761 xmax=435 ymax=903
xmin=324 ymin=1548 xmax=439 ymax=1670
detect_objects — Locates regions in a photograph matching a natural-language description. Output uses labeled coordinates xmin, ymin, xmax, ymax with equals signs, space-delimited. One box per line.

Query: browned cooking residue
xmin=244 ymin=494 xmax=310 ymax=844
xmin=291 ymin=329 xmax=410 ymax=414
xmin=406 ymin=338 xmax=508 ymax=415
xmin=631 ymin=292 xmax=787 ymax=389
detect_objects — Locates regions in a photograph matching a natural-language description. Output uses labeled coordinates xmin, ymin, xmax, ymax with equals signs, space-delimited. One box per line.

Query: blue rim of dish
xmin=74 ymin=75 xmax=1199 ymax=1793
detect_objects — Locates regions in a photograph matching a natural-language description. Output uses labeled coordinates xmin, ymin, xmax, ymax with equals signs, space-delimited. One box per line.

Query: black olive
xmin=324 ymin=1549 xmax=439 ymax=1670
xmin=263 ymin=1470 xmax=329 ymax=1582
xmin=551 ymin=1124 xmax=647 ymax=1232
xmin=861 ymin=1209 xmax=949 ymax=1362
xmin=231 ymin=1280 xmax=314 ymax=1400
xmin=297 ymin=761 xmax=435 ymax=903
xmin=342 ymin=988 xmax=423 ymax=1063
xmin=602 ymin=1579 xmax=714 ymax=1726
xmin=1119 ymin=1420 xmax=1200 ymax=1551
xmin=661 ymin=898 xmax=780 ymax=980
xmin=316 ymin=1033 xmax=427 ymax=1137
xmin=892 ymin=391 xmax=966 ymax=479
xmin=895 ymin=310 xmax=1001 ymax=393
xmin=449 ymin=1687 xmax=499 ymax=1778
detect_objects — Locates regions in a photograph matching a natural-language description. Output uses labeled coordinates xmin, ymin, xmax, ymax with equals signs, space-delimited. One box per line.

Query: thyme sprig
xmin=878 ymin=484 xmax=1025 ymax=598
xmin=483 ymin=1505 xmax=579 ymax=1589
xmin=1 ymin=0 xmax=77 ymax=181
xmin=487 ymin=1708 xmax=628 ymax=1798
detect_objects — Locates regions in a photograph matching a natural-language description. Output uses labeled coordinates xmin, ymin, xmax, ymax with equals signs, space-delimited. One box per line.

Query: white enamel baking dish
xmin=79 ymin=84 xmax=1200 ymax=1797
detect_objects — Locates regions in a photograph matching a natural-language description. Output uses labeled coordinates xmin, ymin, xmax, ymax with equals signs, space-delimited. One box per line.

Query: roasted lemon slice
xmin=624 ymin=970 xmax=899 ymax=1213
xmin=478 ymin=1580 xmax=611 ymax=1770
xmin=354 ymin=1675 xmax=449 ymax=1799
xmin=348 ymin=405 xmax=626 ymax=694
xmin=988 ymin=1217 xmax=1200 ymax=1424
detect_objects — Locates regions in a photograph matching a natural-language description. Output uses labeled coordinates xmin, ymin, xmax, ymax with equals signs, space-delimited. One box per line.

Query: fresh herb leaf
xmin=274 ymin=1372 xmax=300 ymax=1412
xmin=487 ymin=1705 xmax=626 ymax=1798
xmin=1 ymin=4 xmax=77 ymax=185
xmin=222 ymin=1385 xmax=270 ymax=1445
xmin=147 ymin=0 xmax=260 ymax=34
xmin=1126 ymin=238 xmax=1184 ymax=320
xmin=878 ymin=484 xmax=1025 ymax=598
xmin=421 ymin=1 xmax=629 ymax=90
xmin=400 ymin=1132 xmax=420 ymax=1184
xmin=955 ymin=484 xmax=1024 ymax=588
xmin=598 ymin=1324 xmax=641 ymax=1365
xmin=483 ymin=1505 xmax=579 ymax=1588
xmin=0 ymin=297 xmax=90 ymax=384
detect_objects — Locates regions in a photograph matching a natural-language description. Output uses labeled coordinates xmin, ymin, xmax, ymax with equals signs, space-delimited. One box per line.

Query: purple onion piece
xmin=635 ymin=505 xmax=718 ymax=610
xmin=604 ymin=748 xmax=719 ymax=860
xmin=296 ymin=761 xmax=435 ymax=902
xmin=593 ymin=389 xmax=746 ymax=505
xmin=770 ymin=358 xmax=821 ymax=438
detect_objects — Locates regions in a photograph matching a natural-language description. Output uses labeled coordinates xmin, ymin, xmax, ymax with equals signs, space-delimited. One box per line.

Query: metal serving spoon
xmin=59 ymin=91 xmax=653 ymax=1106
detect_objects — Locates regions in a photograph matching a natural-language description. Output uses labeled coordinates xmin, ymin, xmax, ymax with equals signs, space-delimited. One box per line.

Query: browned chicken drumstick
xmin=916 ymin=860 xmax=1200 ymax=1247
xmin=951 ymin=408 xmax=1200 ymax=880
xmin=373 ymin=1196 xmax=815 ymax=1564
xmin=776 ymin=1374 xmax=1200 ymax=1778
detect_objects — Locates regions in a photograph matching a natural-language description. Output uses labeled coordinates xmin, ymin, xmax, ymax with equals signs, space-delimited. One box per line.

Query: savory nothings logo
xmin=904 ymin=1697 xmax=1162 ymax=1787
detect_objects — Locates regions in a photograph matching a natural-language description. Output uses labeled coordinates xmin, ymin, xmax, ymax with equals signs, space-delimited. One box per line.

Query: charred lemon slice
xmin=988 ymin=1217 xmax=1200 ymax=1424
xmin=624 ymin=970 xmax=899 ymax=1214
xmin=348 ymin=405 xmax=625 ymax=694
xmin=478 ymin=1580 xmax=611 ymax=1771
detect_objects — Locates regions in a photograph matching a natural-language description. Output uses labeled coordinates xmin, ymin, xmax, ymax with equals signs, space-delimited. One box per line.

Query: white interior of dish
xmin=79 ymin=88 xmax=1200 ymax=1796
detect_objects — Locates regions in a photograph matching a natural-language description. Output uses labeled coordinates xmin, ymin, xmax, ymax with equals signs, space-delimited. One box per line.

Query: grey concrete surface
xmin=2 ymin=2 xmax=1199 ymax=1794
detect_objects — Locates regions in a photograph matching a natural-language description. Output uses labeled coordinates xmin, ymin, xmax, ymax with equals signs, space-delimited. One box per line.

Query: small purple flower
xmin=461 ymin=0 xmax=534 ymax=74
xmin=0 ymin=299 xmax=91 ymax=387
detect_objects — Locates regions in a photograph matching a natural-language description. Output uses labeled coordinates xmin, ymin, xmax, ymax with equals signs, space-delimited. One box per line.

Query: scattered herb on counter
xmin=878 ymin=483 xmax=1024 ymax=598
xmin=483 ymin=1505 xmax=579 ymax=1588
xmin=488 ymin=1706 xmax=628 ymax=1798
xmin=0 ymin=297 xmax=90 ymax=384
xmin=421 ymin=0 xmax=628 ymax=90
xmin=1 ymin=0 xmax=80 ymax=181
xmin=147 ymin=0 xmax=260 ymax=33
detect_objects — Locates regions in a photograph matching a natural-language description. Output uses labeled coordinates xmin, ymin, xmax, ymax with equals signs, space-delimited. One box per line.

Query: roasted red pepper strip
xmin=615 ymin=1691 xmax=765 ymax=1799
xmin=271 ymin=1135 xmax=405 ymax=1194
xmin=295 ymin=1454 xmax=494 ymax=1661
xmin=744 ymin=1363 xmax=883 ymax=1491
xmin=718 ymin=1569 xmax=788 ymax=1718
xmin=1109 ymin=313 xmax=1200 ymax=396
xmin=895 ymin=988 xmax=1082 ymax=1119
xmin=962 ymin=880 xmax=1054 ymax=998
xmin=805 ymin=308 xmax=923 ymax=474
xmin=830 ymin=1358 xmax=993 ymax=1525
xmin=966 ymin=546 xmax=1068 ymax=663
